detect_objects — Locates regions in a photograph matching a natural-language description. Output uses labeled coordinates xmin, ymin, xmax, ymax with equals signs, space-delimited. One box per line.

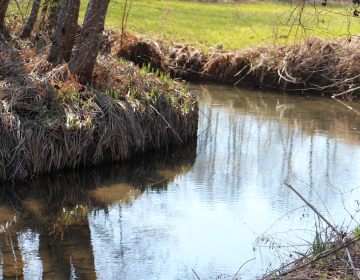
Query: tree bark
xmin=46 ymin=0 xmax=62 ymax=35
xmin=20 ymin=0 xmax=42 ymax=38
xmin=47 ymin=0 xmax=80 ymax=63
xmin=68 ymin=0 xmax=110 ymax=82
xmin=0 ymin=0 xmax=10 ymax=38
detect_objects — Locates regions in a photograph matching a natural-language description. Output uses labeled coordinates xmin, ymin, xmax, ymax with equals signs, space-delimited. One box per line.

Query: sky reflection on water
xmin=1 ymin=85 xmax=360 ymax=279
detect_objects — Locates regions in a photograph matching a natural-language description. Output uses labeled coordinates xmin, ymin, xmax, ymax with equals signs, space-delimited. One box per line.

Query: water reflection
xmin=0 ymin=141 xmax=197 ymax=279
xmin=195 ymin=84 xmax=360 ymax=276
xmin=1 ymin=84 xmax=360 ymax=279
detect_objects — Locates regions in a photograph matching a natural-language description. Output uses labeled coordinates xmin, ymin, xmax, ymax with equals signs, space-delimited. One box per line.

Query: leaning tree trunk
xmin=0 ymin=0 xmax=10 ymax=38
xmin=47 ymin=0 xmax=80 ymax=63
xmin=68 ymin=0 xmax=110 ymax=82
xmin=46 ymin=0 xmax=62 ymax=35
xmin=20 ymin=0 xmax=42 ymax=38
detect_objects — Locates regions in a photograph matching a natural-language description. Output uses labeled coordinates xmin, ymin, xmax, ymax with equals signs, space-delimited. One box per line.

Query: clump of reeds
xmin=0 ymin=33 xmax=198 ymax=182
xmin=111 ymin=32 xmax=360 ymax=98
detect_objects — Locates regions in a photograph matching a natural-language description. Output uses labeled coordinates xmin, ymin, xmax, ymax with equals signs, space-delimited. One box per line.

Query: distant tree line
xmin=0 ymin=0 xmax=111 ymax=82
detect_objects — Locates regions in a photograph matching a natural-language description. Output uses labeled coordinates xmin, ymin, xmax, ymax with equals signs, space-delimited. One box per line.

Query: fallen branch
xmin=282 ymin=182 xmax=360 ymax=279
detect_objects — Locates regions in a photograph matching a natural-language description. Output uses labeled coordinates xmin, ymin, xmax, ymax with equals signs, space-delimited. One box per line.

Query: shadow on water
xmin=0 ymin=139 xmax=197 ymax=279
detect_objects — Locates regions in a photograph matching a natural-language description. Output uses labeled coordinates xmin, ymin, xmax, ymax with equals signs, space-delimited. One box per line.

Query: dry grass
xmin=259 ymin=232 xmax=360 ymax=279
xmin=0 ymin=30 xmax=199 ymax=182
xmin=113 ymin=32 xmax=360 ymax=97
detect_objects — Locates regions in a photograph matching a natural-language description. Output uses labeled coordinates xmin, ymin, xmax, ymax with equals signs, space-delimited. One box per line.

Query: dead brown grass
xmin=0 ymin=34 xmax=199 ymax=182
xmin=111 ymin=32 xmax=360 ymax=97
xmin=260 ymin=233 xmax=360 ymax=279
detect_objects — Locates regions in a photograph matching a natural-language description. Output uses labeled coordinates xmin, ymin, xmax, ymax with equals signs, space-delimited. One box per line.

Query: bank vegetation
xmin=115 ymin=31 xmax=360 ymax=98
xmin=0 ymin=30 xmax=198 ymax=182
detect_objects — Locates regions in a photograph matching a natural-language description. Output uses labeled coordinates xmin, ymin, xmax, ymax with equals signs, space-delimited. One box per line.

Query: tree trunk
xmin=20 ymin=0 xmax=42 ymax=38
xmin=46 ymin=0 xmax=62 ymax=35
xmin=47 ymin=0 xmax=80 ymax=63
xmin=0 ymin=0 xmax=10 ymax=38
xmin=68 ymin=0 xmax=110 ymax=82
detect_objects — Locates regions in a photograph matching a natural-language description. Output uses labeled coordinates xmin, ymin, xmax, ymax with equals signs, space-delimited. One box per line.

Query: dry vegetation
xmin=114 ymin=32 xmax=360 ymax=98
xmin=0 ymin=28 xmax=199 ymax=182
xmin=253 ymin=183 xmax=360 ymax=280
xmin=259 ymin=233 xmax=360 ymax=279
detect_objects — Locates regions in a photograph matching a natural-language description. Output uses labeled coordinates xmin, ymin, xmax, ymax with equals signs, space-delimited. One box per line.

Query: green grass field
xmin=96 ymin=0 xmax=360 ymax=50
xmin=9 ymin=0 xmax=360 ymax=50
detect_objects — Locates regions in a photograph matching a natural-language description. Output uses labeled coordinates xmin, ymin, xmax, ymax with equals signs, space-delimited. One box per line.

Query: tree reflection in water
xmin=1 ymin=84 xmax=360 ymax=279
xmin=0 ymin=140 xmax=197 ymax=279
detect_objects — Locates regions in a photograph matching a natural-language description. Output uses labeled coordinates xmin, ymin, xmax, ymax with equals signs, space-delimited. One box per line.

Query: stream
xmin=1 ymin=84 xmax=360 ymax=279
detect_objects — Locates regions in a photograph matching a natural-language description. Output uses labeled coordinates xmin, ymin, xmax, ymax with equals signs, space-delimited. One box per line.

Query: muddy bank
xmin=0 ymin=38 xmax=198 ymax=182
xmin=107 ymin=32 xmax=360 ymax=98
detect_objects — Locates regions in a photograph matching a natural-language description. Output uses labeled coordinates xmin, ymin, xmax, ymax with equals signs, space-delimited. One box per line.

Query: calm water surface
xmin=1 ymin=84 xmax=360 ymax=279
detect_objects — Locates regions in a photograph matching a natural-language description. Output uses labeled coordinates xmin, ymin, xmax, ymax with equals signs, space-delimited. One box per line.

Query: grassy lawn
xmin=9 ymin=0 xmax=360 ymax=50
xmin=97 ymin=0 xmax=360 ymax=50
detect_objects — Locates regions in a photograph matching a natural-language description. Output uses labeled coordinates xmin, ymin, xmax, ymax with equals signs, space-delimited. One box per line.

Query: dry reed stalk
xmin=110 ymin=31 xmax=360 ymax=97
xmin=0 ymin=33 xmax=199 ymax=182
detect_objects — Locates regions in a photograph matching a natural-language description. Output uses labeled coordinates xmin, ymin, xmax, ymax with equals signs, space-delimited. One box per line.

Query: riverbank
xmin=259 ymin=230 xmax=360 ymax=279
xmin=0 ymin=36 xmax=198 ymax=182
xmin=111 ymin=32 xmax=360 ymax=98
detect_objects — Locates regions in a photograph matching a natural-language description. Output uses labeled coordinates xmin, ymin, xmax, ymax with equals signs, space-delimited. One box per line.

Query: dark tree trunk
xmin=0 ymin=0 xmax=10 ymax=38
xmin=47 ymin=0 xmax=80 ymax=63
xmin=20 ymin=0 xmax=42 ymax=38
xmin=46 ymin=0 xmax=62 ymax=35
xmin=68 ymin=0 xmax=110 ymax=82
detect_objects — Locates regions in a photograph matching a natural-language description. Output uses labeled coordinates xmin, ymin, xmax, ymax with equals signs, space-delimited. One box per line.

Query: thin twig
xmin=150 ymin=104 xmax=183 ymax=144
xmin=233 ymin=258 xmax=255 ymax=279
xmin=192 ymin=269 xmax=201 ymax=280
xmin=284 ymin=182 xmax=341 ymax=236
